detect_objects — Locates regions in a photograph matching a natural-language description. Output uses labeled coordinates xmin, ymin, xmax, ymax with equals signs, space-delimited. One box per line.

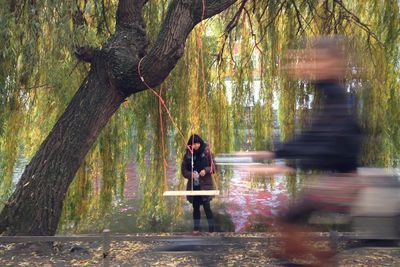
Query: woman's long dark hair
xmin=186 ymin=134 xmax=205 ymax=155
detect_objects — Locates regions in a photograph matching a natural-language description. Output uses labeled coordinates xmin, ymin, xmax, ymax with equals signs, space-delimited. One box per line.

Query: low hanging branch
xmin=215 ymin=0 xmax=248 ymax=66
xmin=291 ymin=0 xmax=305 ymax=35
xmin=333 ymin=0 xmax=382 ymax=45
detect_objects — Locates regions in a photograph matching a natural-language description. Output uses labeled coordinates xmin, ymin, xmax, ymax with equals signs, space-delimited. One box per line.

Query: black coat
xmin=181 ymin=144 xmax=215 ymax=203
xmin=275 ymin=81 xmax=361 ymax=172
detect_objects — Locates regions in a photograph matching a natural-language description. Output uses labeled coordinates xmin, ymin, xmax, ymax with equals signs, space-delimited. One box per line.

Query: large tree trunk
xmin=0 ymin=0 xmax=238 ymax=235
xmin=0 ymin=64 xmax=123 ymax=235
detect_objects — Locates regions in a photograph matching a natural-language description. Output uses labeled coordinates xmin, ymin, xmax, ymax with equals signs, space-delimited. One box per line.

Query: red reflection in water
xmin=124 ymin=158 xmax=290 ymax=232
xmin=221 ymin=170 xmax=289 ymax=232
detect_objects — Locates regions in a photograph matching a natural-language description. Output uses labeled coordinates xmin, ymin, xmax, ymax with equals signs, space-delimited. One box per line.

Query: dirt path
xmin=0 ymin=233 xmax=399 ymax=266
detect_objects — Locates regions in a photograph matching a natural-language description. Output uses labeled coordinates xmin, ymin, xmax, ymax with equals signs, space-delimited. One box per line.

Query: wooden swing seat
xmin=163 ymin=190 xmax=220 ymax=196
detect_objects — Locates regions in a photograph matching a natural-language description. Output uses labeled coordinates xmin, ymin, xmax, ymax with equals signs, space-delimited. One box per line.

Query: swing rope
xmin=137 ymin=57 xmax=194 ymax=195
xmin=137 ymin=0 xmax=219 ymax=196
xmin=195 ymin=0 xmax=218 ymax=190
xmin=158 ymin=84 xmax=168 ymax=193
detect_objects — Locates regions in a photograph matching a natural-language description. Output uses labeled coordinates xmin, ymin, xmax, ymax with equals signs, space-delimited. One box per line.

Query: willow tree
xmin=0 ymin=0 xmax=239 ymax=236
xmin=1 ymin=0 xmax=399 ymax=235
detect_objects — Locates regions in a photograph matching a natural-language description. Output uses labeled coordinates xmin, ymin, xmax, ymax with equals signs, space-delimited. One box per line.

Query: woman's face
xmin=192 ymin=142 xmax=201 ymax=151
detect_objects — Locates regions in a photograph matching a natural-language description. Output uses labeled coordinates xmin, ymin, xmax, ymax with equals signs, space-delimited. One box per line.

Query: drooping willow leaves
xmin=0 ymin=0 xmax=398 ymax=231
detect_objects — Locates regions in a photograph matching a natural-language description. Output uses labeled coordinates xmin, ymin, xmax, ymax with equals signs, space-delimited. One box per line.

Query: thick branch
xmin=116 ymin=0 xmax=147 ymax=29
xmin=224 ymin=0 xmax=248 ymax=36
xmin=133 ymin=0 xmax=239 ymax=93
xmin=100 ymin=0 xmax=238 ymax=97
xmin=195 ymin=0 xmax=241 ymax=21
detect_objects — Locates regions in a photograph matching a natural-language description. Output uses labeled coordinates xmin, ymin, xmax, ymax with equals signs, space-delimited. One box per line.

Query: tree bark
xmin=0 ymin=0 xmax=238 ymax=235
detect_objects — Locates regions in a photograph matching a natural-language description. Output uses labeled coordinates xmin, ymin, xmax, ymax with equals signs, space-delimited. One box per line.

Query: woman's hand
xmin=199 ymin=170 xmax=206 ymax=177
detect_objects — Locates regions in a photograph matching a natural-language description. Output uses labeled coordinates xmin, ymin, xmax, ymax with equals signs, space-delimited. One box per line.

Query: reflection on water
xmin=110 ymin=161 xmax=291 ymax=233
xmin=221 ymin=168 xmax=289 ymax=232
xmin=9 ymin=155 xmax=292 ymax=233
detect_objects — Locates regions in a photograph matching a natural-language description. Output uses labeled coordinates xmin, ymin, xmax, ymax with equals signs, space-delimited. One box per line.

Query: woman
xmin=181 ymin=134 xmax=215 ymax=234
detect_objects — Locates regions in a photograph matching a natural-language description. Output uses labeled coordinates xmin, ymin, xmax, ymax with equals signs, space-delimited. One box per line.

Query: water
xmin=8 ymin=153 xmax=400 ymax=234
xmin=8 ymin=154 xmax=293 ymax=233
xmin=219 ymin=168 xmax=289 ymax=232
xmin=109 ymin=160 xmax=291 ymax=233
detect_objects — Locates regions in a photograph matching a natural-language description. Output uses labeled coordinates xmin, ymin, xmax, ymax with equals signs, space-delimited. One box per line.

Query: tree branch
xmin=135 ymin=0 xmax=239 ymax=92
xmin=333 ymin=0 xmax=382 ymax=45
xmin=96 ymin=0 xmax=238 ymax=97
xmin=224 ymin=0 xmax=248 ymax=37
xmin=212 ymin=0 xmax=248 ymax=67
xmin=116 ymin=0 xmax=147 ymax=30
xmin=196 ymin=0 xmax=241 ymax=22
xmin=291 ymin=0 xmax=305 ymax=35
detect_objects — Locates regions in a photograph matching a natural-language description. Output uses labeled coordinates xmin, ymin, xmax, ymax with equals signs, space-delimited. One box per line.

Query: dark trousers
xmin=192 ymin=196 xmax=214 ymax=232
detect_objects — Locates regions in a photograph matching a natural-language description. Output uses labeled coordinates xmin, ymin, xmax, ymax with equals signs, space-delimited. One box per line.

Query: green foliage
xmin=0 ymin=0 xmax=399 ymax=232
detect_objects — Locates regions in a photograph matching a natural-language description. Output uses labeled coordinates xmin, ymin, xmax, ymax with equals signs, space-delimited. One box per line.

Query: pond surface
xmin=12 ymin=154 xmax=400 ymax=234
xmin=109 ymin=158 xmax=291 ymax=234
xmin=8 ymin=154 xmax=293 ymax=234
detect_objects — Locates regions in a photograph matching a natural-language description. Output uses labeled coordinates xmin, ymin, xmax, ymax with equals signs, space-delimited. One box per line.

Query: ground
xmin=0 ymin=233 xmax=399 ymax=266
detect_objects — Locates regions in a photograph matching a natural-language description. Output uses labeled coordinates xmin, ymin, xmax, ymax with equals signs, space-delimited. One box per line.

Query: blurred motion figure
xmin=242 ymin=36 xmax=363 ymax=265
